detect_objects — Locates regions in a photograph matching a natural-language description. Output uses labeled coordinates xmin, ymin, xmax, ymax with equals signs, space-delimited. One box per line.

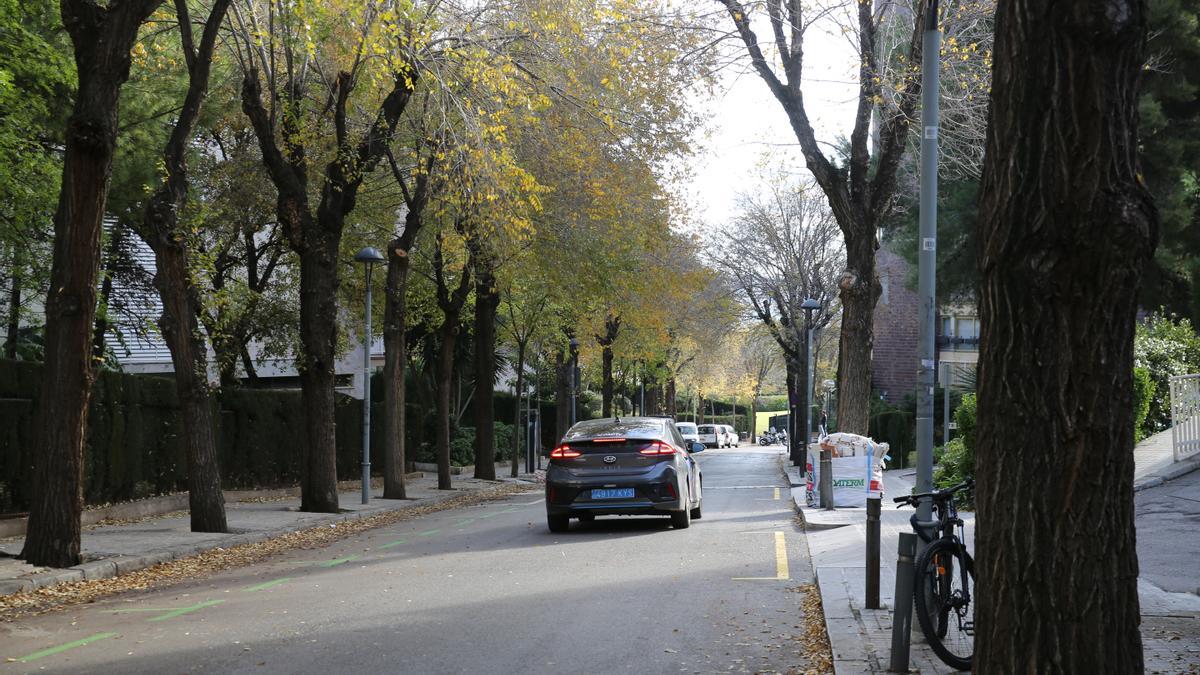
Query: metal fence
xmin=1170 ymin=374 xmax=1200 ymax=462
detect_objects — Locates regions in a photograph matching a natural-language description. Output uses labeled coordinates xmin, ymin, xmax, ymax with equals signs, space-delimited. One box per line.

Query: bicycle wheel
xmin=914 ymin=538 xmax=975 ymax=671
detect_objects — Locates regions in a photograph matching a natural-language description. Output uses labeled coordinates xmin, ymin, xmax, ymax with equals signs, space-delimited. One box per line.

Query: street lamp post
xmin=568 ymin=337 xmax=579 ymax=426
xmin=354 ymin=246 xmax=385 ymax=505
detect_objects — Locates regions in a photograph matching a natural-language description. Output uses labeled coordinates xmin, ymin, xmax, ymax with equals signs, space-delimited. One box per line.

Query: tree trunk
xmin=435 ymin=318 xmax=458 ymax=490
xmin=21 ymin=0 xmax=163 ymax=569
xmin=973 ymin=2 xmax=1155 ymax=671
xmin=835 ymin=234 xmax=878 ymax=436
xmin=472 ymin=261 xmax=499 ymax=480
xmin=4 ymin=248 xmax=19 ymax=359
xmin=135 ymin=0 xmax=231 ymax=533
xmin=555 ymin=348 xmax=570 ymax=442
xmin=381 ymin=242 xmax=409 ymax=499
xmin=296 ymin=244 xmax=340 ymax=512
xmin=750 ymin=396 xmax=758 ymax=443
xmin=511 ymin=339 xmax=526 ymax=478
xmin=785 ymin=361 xmax=800 ymax=465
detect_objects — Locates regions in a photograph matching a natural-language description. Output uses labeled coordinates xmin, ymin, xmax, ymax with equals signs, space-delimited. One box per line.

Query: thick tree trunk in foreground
xmin=472 ymin=260 xmax=499 ymax=480
xmin=973 ymin=2 xmax=1155 ymax=671
xmin=21 ymin=0 xmax=163 ymax=568
xmin=597 ymin=315 xmax=620 ymax=418
xmin=381 ymin=244 xmax=410 ymax=499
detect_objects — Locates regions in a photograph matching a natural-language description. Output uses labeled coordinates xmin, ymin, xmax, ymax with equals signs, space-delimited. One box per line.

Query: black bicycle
xmin=894 ymin=479 xmax=975 ymax=671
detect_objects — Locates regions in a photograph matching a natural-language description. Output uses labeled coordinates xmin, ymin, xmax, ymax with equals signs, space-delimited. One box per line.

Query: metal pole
xmin=571 ymin=351 xmax=578 ymax=425
xmin=914 ymin=0 xmax=941 ymax=534
xmin=942 ymin=362 xmax=952 ymax=443
xmin=820 ymin=447 xmax=833 ymax=510
xmin=806 ymin=324 xmax=815 ymax=447
xmin=866 ymin=496 xmax=881 ymax=608
xmin=889 ymin=532 xmax=918 ymax=672
xmin=361 ymin=264 xmax=373 ymax=505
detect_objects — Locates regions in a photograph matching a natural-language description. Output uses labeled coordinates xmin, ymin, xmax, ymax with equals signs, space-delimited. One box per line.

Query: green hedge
xmin=0 ymin=360 xmax=388 ymax=511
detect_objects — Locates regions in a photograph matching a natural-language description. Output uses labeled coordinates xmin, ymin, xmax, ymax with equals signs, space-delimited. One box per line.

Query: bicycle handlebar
xmin=892 ymin=478 xmax=974 ymax=506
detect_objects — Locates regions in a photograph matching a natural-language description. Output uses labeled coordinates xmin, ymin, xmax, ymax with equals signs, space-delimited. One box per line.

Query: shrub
xmin=450 ymin=423 xmax=515 ymax=467
xmin=1134 ymin=312 xmax=1200 ymax=432
xmin=935 ymin=393 xmax=977 ymax=508
xmin=1133 ymin=366 xmax=1155 ymax=442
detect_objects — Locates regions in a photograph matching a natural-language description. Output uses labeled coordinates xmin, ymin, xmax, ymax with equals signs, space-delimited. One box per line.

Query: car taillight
xmin=550 ymin=444 xmax=581 ymax=459
xmin=639 ymin=441 xmax=676 ymax=456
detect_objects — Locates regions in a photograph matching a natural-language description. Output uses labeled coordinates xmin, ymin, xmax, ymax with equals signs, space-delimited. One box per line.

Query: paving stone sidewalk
xmin=0 ymin=469 xmax=538 ymax=596
xmin=788 ymin=426 xmax=1200 ymax=674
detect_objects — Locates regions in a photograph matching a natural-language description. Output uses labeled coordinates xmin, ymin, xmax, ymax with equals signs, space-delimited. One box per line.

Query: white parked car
xmin=675 ymin=422 xmax=700 ymax=447
xmin=722 ymin=424 xmax=738 ymax=447
xmin=696 ymin=424 xmax=720 ymax=448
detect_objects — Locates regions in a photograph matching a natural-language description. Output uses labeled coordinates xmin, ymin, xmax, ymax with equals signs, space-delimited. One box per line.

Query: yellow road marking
xmin=774 ymin=487 xmax=780 ymax=500
xmin=732 ymin=531 xmax=790 ymax=581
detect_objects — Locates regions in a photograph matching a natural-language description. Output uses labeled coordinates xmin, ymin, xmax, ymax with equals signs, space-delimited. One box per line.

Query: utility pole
xmin=915 ymin=0 xmax=941 ymax=532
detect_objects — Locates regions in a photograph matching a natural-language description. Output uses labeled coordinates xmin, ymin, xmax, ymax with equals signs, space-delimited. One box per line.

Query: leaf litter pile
xmin=785 ymin=583 xmax=834 ymax=674
xmin=0 ymin=482 xmax=535 ymax=621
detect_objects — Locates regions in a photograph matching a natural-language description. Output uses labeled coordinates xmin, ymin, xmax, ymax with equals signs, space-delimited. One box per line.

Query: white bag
xmin=805 ymin=434 xmax=887 ymax=507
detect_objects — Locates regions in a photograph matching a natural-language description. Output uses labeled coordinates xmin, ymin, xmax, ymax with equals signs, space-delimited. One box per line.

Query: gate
xmin=1170 ymin=374 xmax=1200 ymax=462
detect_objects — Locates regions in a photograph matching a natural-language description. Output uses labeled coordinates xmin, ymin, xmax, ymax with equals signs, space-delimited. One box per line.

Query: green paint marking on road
xmin=244 ymin=577 xmax=292 ymax=592
xmin=453 ymin=518 xmax=475 ymax=527
xmin=478 ymin=508 xmax=516 ymax=519
xmin=112 ymin=607 xmax=177 ymax=613
xmin=418 ymin=529 xmax=441 ymax=536
xmin=147 ymin=599 xmax=224 ymax=622
xmin=379 ymin=539 xmax=407 ymax=549
xmin=319 ymin=554 xmax=360 ymax=568
xmin=17 ymin=632 xmax=117 ymax=662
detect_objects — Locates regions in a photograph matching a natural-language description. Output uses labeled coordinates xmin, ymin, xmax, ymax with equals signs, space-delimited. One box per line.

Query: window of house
xmin=940 ymin=316 xmax=954 ymax=337
xmin=957 ymin=317 xmax=980 ymax=340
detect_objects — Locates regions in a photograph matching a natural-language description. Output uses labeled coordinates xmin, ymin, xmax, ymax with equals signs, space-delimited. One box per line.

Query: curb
xmin=2 ymin=480 xmax=532 ymax=599
xmin=1134 ymin=458 xmax=1200 ymax=492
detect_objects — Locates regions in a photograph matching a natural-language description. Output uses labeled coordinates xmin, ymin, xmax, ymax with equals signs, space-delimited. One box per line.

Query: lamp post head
xmin=354 ymin=246 xmax=386 ymax=266
xmin=801 ymin=298 xmax=821 ymax=313
xmin=568 ymin=337 xmax=579 ymax=351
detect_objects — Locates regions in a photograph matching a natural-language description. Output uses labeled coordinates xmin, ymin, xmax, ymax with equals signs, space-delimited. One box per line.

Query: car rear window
xmin=564 ymin=418 xmax=667 ymax=442
xmin=697 ymin=425 xmax=715 ymax=433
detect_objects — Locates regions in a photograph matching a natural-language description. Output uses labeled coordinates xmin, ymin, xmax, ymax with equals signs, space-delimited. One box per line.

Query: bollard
xmin=889 ymin=532 xmax=917 ymax=672
xmin=866 ymin=496 xmax=881 ymax=609
xmin=820 ymin=447 xmax=834 ymax=510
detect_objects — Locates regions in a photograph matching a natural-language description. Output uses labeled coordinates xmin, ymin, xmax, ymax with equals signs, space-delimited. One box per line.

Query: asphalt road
xmin=1 ymin=446 xmax=815 ymax=675
xmin=1137 ymin=467 xmax=1200 ymax=596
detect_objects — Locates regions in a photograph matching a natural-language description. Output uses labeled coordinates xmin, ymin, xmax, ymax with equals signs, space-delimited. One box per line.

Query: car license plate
xmin=591 ymin=488 xmax=635 ymax=500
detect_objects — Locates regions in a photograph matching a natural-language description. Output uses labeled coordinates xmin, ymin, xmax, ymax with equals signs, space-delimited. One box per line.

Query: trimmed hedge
xmin=0 ymin=360 xmax=388 ymax=512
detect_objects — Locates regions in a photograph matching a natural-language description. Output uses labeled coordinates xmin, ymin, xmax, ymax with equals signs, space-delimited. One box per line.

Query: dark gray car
xmin=545 ymin=417 xmax=703 ymax=532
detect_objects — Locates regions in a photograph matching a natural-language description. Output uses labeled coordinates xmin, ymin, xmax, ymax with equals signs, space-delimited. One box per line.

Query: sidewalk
xmin=789 ymin=428 xmax=1200 ymax=673
xmin=0 ymin=467 xmax=539 ymax=597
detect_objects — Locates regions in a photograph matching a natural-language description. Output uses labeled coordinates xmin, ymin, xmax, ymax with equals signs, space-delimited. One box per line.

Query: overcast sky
xmin=685 ymin=14 xmax=862 ymax=234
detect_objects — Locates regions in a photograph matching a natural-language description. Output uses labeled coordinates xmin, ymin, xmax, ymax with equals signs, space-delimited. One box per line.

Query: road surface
xmin=2 ymin=446 xmax=817 ymax=674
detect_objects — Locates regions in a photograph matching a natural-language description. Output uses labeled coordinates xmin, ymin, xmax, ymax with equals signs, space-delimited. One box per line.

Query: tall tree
xmin=232 ymin=0 xmax=416 ymax=512
xmin=973 ymin=1 xmax=1156 ymax=670
xmin=132 ymin=0 xmax=232 ymax=533
xmin=20 ymin=0 xmax=163 ymax=568
xmin=723 ymin=172 xmax=843 ymax=463
xmin=718 ymin=0 xmax=924 ymax=433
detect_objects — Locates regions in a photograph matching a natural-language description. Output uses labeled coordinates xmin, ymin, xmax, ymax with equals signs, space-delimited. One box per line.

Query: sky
xmin=684 ymin=11 xmax=863 ymax=234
